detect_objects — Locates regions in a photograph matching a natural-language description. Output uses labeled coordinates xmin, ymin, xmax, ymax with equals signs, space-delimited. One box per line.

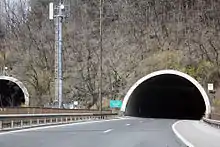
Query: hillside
xmin=0 ymin=0 xmax=220 ymax=111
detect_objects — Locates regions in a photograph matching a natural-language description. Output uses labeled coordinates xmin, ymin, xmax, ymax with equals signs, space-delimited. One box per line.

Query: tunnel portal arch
xmin=0 ymin=76 xmax=29 ymax=106
xmin=121 ymin=70 xmax=211 ymax=118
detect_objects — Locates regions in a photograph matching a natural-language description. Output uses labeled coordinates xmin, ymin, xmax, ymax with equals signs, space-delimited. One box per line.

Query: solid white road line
xmin=172 ymin=121 xmax=194 ymax=147
xmin=125 ymin=123 xmax=131 ymax=126
xmin=103 ymin=129 xmax=113 ymax=133
xmin=0 ymin=117 xmax=130 ymax=136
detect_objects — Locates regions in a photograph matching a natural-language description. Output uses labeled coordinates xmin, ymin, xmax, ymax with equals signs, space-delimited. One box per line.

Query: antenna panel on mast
xmin=49 ymin=2 xmax=54 ymax=20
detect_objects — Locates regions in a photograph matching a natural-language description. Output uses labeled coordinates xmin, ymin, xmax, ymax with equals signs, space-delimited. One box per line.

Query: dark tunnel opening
xmin=125 ymin=74 xmax=206 ymax=120
xmin=0 ymin=80 xmax=25 ymax=107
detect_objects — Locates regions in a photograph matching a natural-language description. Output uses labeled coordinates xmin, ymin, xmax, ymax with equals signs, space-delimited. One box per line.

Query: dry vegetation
xmin=0 ymin=0 xmax=220 ymax=111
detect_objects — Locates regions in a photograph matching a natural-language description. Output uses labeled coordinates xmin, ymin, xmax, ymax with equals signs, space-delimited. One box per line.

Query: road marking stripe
xmin=103 ymin=129 xmax=113 ymax=133
xmin=172 ymin=121 xmax=194 ymax=147
xmin=126 ymin=123 xmax=130 ymax=126
xmin=0 ymin=117 xmax=130 ymax=136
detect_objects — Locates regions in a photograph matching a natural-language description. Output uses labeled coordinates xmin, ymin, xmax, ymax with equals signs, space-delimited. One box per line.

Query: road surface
xmin=0 ymin=117 xmax=184 ymax=147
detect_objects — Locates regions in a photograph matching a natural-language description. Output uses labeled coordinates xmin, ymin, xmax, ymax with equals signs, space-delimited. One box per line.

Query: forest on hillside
xmin=0 ymin=0 xmax=220 ymax=112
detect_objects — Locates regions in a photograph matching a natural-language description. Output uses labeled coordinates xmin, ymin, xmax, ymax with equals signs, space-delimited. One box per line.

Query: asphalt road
xmin=0 ymin=118 xmax=185 ymax=147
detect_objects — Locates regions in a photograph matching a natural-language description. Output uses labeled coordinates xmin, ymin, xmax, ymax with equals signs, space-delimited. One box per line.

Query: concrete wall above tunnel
xmin=121 ymin=70 xmax=211 ymax=119
xmin=0 ymin=76 xmax=29 ymax=106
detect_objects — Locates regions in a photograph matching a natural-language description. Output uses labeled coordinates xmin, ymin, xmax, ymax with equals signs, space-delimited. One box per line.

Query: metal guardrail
xmin=0 ymin=113 xmax=118 ymax=131
xmin=203 ymin=116 xmax=220 ymax=129
xmin=0 ymin=107 xmax=112 ymax=114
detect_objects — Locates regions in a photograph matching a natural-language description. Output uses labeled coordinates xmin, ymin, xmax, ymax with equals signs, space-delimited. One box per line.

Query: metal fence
xmin=0 ymin=112 xmax=118 ymax=131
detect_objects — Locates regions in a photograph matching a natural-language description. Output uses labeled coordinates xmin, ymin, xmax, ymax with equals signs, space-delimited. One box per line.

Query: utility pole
xmin=99 ymin=0 xmax=103 ymax=115
xmin=49 ymin=0 xmax=67 ymax=108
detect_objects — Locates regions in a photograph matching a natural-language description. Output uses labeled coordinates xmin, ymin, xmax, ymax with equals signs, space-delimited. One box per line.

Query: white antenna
xmin=49 ymin=2 xmax=54 ymax=20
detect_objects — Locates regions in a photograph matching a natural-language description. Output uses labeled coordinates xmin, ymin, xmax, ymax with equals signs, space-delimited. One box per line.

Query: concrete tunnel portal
xmin=0 ymin=76 xmax=29 ymax=107
xmin=121 ymin=70 xmax=211 ymax=120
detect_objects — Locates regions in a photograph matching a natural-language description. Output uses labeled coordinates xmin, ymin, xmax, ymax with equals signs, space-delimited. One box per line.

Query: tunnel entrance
xmin=121 ymin=70 xmax=211 ymax=120
xmin=0 ymin=76 xmax=29 ymax=107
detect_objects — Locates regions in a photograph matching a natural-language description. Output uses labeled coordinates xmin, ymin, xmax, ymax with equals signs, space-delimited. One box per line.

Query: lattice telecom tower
xmin=49 ymin=0 xmax=69 ymax=108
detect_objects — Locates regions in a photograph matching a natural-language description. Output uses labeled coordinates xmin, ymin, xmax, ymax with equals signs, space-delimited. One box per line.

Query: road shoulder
xmin=172 ymin=120 xmax=220 ymax=147
xmin=172 ymin=120 xmax=194 ymax=147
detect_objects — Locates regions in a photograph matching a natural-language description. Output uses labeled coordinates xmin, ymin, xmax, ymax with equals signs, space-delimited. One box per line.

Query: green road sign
xmin=110 ymin=100 xmax=122 ymax=108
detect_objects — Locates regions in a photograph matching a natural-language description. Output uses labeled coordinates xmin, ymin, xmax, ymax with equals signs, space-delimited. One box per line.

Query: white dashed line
xmin=103 ymin=129 xmax=113 ymax=133
xmin=126 ymin=123 xmax=131 ymax=126
xmin=139 ymin=121 xmax=143 ymax=123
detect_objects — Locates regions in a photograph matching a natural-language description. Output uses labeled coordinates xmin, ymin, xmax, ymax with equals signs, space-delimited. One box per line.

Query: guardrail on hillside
xmin=0 ymin=112 xmax=118 ymax=131
xmin=0 ymin=107 xmax=112 ymax=114
xmin=203 ymin=113 xmax=220 ymax=129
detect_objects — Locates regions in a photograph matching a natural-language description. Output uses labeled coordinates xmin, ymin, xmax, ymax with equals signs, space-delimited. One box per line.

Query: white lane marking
xmin=172 ymin=121 xmax=194 ymax=147
xmin=125 ymin=123 xmax=130 ymax=126
xmin=0 ymin=117 xmax=130 ymax=136
xmin=139 ymin=121 xmax=143 ymax=123
xmin=103 ymin=129 xmax=113 ymax=133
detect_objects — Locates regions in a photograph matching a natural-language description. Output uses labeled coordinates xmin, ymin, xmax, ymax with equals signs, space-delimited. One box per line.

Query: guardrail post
xmin=0 ymin=121 xmax=2 ymax=130
xmin=50 ymin=118 xmax=52 ymax=124
xmin=61 ymin=117 xmax=63 ymax=123
xmin=20 ymin=120 xmax=23 ymax=127
xmin=11 ymin=120 xmax=14 ymax=128
xmin=30 ymin=119 xmax=32 ymax=126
